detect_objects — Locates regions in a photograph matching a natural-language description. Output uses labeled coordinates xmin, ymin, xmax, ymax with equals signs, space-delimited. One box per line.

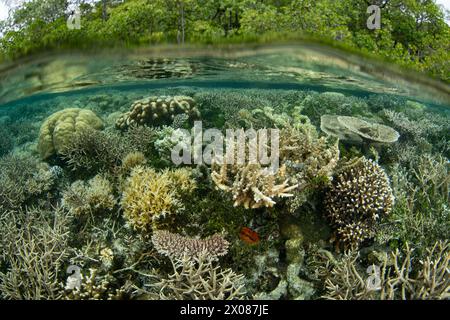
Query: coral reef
xmin=135 ymin=231 xmax=246 ymax=300
xmin=279 ymin=124 xmax=339 ymax=210
xmin=376 ymin=154 xmax=449 ymax=249
xmin=152 ymin=230 xmax=229 ymax=261
xmin=115 ymin=96 xmax=200 ymax=130
xmin=212 ymin=162 xmax=298 ymax=209
xmin=325 ymin=157 xmax=394 ymax=247
xmin=62 ymin=175 xmax=116 ymax=216
xmin=120 ymin=166 xmax=195 ymax=232
xmin=0 ymin=154 xmax=55 ymax=210
xmin=38 ymin=108 xmax=104 ymax=160
xmin=313 ymin=241 xmax=449 ymax=300
xmin=64 ymin=268 xmax=128 ymax=300
xmin=299 ymin=91 xmax=371 ymax=126
xmin=0 ymin=207 xmax=72 ymax=299
xmin=141 ymin=252 xmax=246 ymax=300
xmin=60 ymin=128 xmax=132 ymax=174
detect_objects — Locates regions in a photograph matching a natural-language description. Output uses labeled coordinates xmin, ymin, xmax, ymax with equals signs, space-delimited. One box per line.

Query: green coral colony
xmin=0 ymin=83 xmax=449 ymax=300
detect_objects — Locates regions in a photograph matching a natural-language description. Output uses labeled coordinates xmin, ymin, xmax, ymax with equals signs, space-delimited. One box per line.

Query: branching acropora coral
xmin=324 ymin=157 xmax=394 ymax=247
xmin=152 ymin=230 xmax=229 ymax=261
xmin=313 ymin=241 xmax=449 ymax=300
xmin=120 ymin=166 xmax=195 ymax=232
xmin=115 ymin=96 xmax=200 ymax=130
xmin=147 ymin=252 xmax=246 ymax=300
xmin=144 ymin=231 xmax=244 ymax=300
xmin=211 ymin=162 xmax=298 ymax=209
xmin=62 ymin=175 xmax=116 ymax=216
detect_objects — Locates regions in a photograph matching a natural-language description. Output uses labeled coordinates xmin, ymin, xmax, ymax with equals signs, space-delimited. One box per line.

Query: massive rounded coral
xmin=37 ymin=108 xmax=104 ymax=160
xmin=324 ymin=157 xmax=394 ymax=247
xmin=115 ymin=96 xmax=200 ymax=130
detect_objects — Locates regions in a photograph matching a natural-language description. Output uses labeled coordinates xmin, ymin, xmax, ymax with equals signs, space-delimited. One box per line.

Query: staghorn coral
xmin=64 ymin=268 xmax=128 ymax=300
xmin=151 ymin=230 xmax=229 ymax=261
xmin=325 ymin=157 xmax=394 ymax=247
xmin=0 ymin=206 xmax=72 ymax=299
xmin=0 ymin=153 xmax=55 ymax=210
xmin=38 ymin=108 xmax=104 ymax=160
xmin=299 ymin=91 xmax=371 ymax=126
xmin=380 ymin=109 xmax=444 ymax=143
xmin=120 ymin=166 xmax=195 ymax=232
xmin=312 ymin=241 xmax=449 ymax=300
xmin=115 ymin=96 xmax=200 ymax=130
xmin=60 ymin=127 xmax=134 ymax=174
xmin=211 ymin=162 xmax=298 ymax=209
xmin=376 ymin=154 xmax=449 ymax=248
xmin=140 ymin=251 xmax=246 ymax=300
xmin=62 ymin=175 xmax=116 ymax=216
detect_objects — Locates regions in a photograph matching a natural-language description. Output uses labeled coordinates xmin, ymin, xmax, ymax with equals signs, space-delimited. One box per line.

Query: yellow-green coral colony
xmin=38 ymin=108 xmax=104 ymax=160
xmin=115 ymin=96 xmax=200 ymax=129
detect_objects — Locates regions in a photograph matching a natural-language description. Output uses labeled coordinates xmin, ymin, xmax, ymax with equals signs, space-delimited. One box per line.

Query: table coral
xmin=151 ymin=230 xmax=229 ymax=261
xmin=37 ymin=108 xmax=104 ymax=160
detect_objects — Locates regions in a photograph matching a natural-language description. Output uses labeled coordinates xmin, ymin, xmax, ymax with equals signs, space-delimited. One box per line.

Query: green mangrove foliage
xmin=0 ymin=0 xmax=449 ymax=81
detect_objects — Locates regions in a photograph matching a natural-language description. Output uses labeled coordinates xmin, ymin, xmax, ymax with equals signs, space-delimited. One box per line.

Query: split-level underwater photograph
xmin=0 ymin=0 xmax=448 ymax=306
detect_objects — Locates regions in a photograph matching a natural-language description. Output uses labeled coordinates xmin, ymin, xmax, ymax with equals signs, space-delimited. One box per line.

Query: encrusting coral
xmin=38 ymin=108 xmax=104 ymax=160
xmin=115 ymin=96 xmax=200 ymax=130
xmin=62 ymin=175 xmax=116 ymax=216
xmin=120 ymin=166 xmax=196 ymax=232
xmin=324 ymin=157 xmax=394 ymax=247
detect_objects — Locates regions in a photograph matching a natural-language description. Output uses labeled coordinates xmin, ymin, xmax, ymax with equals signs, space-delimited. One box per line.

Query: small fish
xmin=239 ymin=227 xmax=260 ymax=245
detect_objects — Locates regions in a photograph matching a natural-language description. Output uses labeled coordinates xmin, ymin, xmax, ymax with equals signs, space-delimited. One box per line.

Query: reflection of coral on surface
xmin=325 ymin=157 xmax=394 ymax=247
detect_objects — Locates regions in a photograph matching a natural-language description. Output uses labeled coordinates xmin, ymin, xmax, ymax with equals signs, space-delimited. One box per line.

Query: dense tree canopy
xmin=0 ymin=0 xmax=449 ymax=81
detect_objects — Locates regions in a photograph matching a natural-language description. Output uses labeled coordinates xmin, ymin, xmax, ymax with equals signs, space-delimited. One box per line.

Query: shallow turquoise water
xmin=0 ymin=44 xmax=448 ymax=300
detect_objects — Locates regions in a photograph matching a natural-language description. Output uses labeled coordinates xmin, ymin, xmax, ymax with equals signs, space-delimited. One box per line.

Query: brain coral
xmin=38 ymin=108 xmax=104 ymax=160
xmin=325 ymin=157 xmax=394 ymax=247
